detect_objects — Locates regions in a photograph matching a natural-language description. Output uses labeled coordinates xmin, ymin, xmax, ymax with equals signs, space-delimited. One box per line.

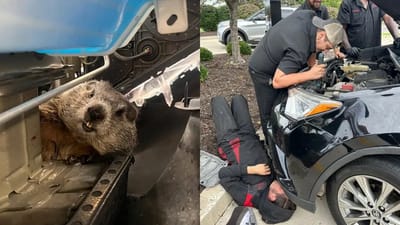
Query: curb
xmin=200 ymin=184 xmax=232 ymax=225
xmin=200 ymin=31 xmax=217 ymax=37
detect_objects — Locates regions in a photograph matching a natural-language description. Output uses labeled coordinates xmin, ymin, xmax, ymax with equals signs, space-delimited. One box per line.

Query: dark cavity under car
xmin=265 ymin=0 xmax=400 ymax=224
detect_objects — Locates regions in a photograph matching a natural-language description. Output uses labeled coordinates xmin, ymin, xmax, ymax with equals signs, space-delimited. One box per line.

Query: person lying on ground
xmin=211 ymin=95 xmax=295 ymax=224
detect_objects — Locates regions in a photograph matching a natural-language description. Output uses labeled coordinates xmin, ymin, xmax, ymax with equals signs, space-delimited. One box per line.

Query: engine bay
xmin=299 ymin=48 xmax=400 ymax=97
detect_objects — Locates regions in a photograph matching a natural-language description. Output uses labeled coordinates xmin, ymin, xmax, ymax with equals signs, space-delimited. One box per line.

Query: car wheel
xmin=327 ymin=157 xmax=400 ymax=225
xmin=226 ymin=32 xmax=245 ymax=44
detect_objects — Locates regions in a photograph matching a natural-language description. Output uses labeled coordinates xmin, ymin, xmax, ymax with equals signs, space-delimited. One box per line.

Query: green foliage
xmin=239 ymin=41 xmax=252 ymax=55
xmin=238 ymin=3 xmax=261 ymax=19
xmin=200 ymin=5 xmax=219 ymax=31
xmin=226 ymin=42 xmax=233 ymax=55
xmin=216 ymin=5 xmax=230 ymax=21
xmin=240 ymin=0 xmax=264 ymax=9
xmin=200 ymin=5 xmax=233 ymax=31
xmin=327 ymin=6 xmax=339 ymax=19
xmin=200 ymin=64 xmax=208 ymax=82
xmin=226 ymin=41 xmax=252 ymax=55
xmin=324 ymin=0 xmax=341 ymax=8
xmin=200 ymin=47 xmax=214 ymax=62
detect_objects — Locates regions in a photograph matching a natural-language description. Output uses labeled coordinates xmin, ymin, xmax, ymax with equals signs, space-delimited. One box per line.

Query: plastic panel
xmin=0 ymin=89 xmax=42 ymax=204
xmin=0 ymin=0 xmax=153 ymax=56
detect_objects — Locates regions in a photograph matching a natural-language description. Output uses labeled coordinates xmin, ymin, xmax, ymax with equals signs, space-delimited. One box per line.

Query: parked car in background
xmin=217 ymin=7 xmax=296 ymax=45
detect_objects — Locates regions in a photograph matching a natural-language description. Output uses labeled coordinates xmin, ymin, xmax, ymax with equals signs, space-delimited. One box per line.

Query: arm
xmin=272 ymin=64 xmax=326 ymax=89
xmin=218 ymin=166 xmax=250 ymax=205
xmin=383 ymin=14 xmax=400 ymax=39
xmin=322 ymin=6 xmax=329 ymax=20
xmin=336 ymin=1 xmax=352 ymax=49
xmin=218 ymin=164 xmax=271 ymax=206
xmin=341 ymin=24 xmax=352 ymax=49
xmin=247 ymin=164 xmax=271 ymax=175
xmin=218 ymin=164 xmax=271 ymax=179
xmin=219 ymin=164 xmax=247 ymax=179
xmin=339 ymin=24 xmax=360 ymax=58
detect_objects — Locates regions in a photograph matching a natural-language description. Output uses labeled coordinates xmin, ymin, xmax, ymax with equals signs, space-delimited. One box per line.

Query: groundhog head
xmin=55 ymin=80 xmax=138 ymax=155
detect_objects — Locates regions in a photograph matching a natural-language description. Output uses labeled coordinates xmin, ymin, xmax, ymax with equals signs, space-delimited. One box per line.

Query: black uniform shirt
xmin=249 ymin=10 xmax=317 ymax=76
xmin=297 ymin=1 xmax=329 ymax=19
xmin=337 ymin=0 xmax=385 ymax=48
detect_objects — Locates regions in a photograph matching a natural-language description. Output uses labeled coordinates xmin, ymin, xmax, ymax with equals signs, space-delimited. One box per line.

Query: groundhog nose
xmin=85 ymin=105 xmax=106 ymax=122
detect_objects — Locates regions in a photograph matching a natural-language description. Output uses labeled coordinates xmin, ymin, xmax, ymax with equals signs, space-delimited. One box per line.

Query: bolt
xmin=368 ymin=202 xmax=374 ymax=208
xmin=374 ymin=219 xmax=379 ymax=224
xmin=379 ymin=206 xmax=385 ymax=212
xmin=383 ymin=217 xmax=389 ymax=223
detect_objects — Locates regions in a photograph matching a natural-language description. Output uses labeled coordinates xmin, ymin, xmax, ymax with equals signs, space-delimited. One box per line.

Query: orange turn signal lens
xmin=305 ymin=102 xmax=342 ymax=117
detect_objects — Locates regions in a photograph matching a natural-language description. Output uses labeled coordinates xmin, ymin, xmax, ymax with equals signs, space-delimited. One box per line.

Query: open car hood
xmin=373 ymin=0 xmax=400 ymax=21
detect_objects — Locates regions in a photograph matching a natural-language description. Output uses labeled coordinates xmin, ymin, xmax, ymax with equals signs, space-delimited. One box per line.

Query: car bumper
xmin=217 ymin=29 xmax=225 ymax=44
xmin=278 ymin=178 xmax=316 ymax=212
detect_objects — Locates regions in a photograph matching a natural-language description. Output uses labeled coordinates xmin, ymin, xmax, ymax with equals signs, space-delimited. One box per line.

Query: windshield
xmin=246 ymin=8 xmax=295 ymax=21
xmin=246 ymin=9 xmax=264 ymax=21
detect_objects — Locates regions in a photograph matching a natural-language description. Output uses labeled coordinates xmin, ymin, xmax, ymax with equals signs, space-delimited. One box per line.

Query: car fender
xmin=222 ymin=28 xmax=248 ymax=44
xmin=307 ymin=141 xmax=400 ymax=210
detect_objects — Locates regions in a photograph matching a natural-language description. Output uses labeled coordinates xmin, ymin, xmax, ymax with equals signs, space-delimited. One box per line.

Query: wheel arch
xmin=223 ymin=28 xmax=248 ymax=44
xmin=308 ymin=146 xmax=400 ymax=205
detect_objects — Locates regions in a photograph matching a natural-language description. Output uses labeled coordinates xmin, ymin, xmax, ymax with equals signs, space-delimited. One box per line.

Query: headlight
xmin=284 ymin=88 xmax=342 ymax=120
xmin=217 ymin=22 xmax=227 ymax=30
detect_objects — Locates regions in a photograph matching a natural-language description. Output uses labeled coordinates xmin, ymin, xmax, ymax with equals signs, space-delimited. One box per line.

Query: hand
xmin=308 ymin=63 xmax=326 ymax=80
xmin=247 ymin=164 xmax=271 ymax=175
xmin=334 ymin=47 xmax=346 ymax=59
xmin=346 ymin=47 xmax=360 ymax=58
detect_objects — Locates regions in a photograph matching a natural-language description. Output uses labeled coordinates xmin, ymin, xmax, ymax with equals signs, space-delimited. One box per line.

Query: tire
xmin=225 ymin=32 xmax=245 ymax=44
xmin=327 ymin=157 xmax=400 ymax=225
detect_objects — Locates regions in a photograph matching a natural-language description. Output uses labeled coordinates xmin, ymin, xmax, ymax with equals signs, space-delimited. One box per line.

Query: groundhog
xmin=39 ymin=80 xmax=138 ymax=163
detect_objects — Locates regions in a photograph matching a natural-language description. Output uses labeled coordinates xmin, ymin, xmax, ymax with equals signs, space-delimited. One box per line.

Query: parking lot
xmin=200 ymin=33 xmax=226 ymax=55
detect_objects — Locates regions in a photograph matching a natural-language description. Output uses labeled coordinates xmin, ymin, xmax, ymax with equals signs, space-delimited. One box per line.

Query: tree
xmin=225 ymin=0 xmax=245 ymax=64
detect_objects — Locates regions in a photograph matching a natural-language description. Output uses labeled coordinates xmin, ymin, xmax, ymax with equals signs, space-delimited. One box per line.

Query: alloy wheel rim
xmin=337 ymin=175 xmax=400 ymax=225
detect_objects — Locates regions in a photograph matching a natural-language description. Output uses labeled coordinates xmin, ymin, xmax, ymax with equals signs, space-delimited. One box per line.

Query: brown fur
xmin=40 ymin=80 xmax=138 ymax=162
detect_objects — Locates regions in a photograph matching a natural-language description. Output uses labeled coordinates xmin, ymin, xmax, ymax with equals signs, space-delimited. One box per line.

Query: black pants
xmin=248 ymin=67 xmax=280 ymax=137
xmin=212 ymin=95 xmax=272 ymax=206
xmin=212 ymin=95 xmax=256 ymax=145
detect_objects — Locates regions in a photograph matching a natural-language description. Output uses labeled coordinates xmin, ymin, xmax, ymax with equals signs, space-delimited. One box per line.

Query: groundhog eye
xmin=115 ymin=108 xmax=125 ymax=117
xmin=88 ymin=91 xmax=95 ymax=98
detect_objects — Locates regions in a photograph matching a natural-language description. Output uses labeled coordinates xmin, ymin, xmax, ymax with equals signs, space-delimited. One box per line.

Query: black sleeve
xmin=337 ymin=0 xmax=351 ymax=24
xmin=278 ymin=48 xmax=307 ymax=75
xmin=218 ymin=166 xmax=249 ymax=205
xmin=322 ymin=6 xmax=329 ymax=19
xmin=219 ymin=165 xmax=248 ymax=178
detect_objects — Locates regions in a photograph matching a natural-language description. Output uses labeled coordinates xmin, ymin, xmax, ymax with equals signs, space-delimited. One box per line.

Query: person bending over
xmin=248 ymin=10 xmax=345 ymax=137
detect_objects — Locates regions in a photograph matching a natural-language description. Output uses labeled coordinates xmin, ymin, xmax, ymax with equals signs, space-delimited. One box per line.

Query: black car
xmin=267 ymin=0 xmax=400 ymax=224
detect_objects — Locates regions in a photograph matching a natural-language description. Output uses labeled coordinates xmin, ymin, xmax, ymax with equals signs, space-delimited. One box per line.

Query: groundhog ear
xmin=86 ymin=81 xmax=97 ymax=90
xmin=126 ymin=104 xmax=138 ymax=122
